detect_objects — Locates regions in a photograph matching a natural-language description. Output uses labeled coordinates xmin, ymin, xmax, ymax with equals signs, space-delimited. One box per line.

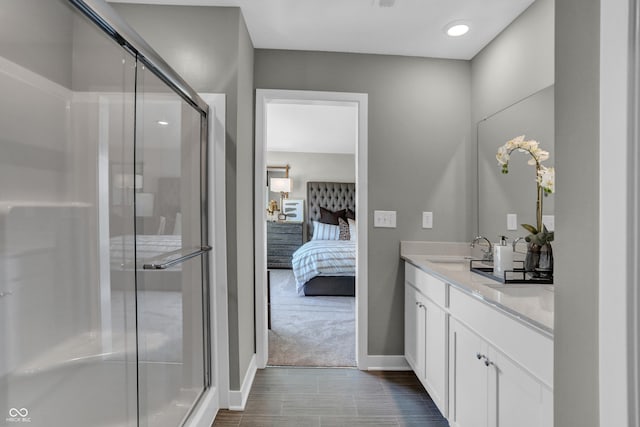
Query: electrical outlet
xmin=542 ymin=215 xmax=555 ymax=231
xmin=507 ymin=214 xmax=518 ymax=231
xmin=422 ymin=211 xmax=433 ymax=229
xmin=374 ymin=210 xmax=397 ymax=228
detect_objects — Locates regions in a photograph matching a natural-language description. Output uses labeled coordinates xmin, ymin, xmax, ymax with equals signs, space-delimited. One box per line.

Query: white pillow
xmin=312 ymin=220 xmax=340 ymax=240
xmin=348 ymin=218 xmax=357 ymax=241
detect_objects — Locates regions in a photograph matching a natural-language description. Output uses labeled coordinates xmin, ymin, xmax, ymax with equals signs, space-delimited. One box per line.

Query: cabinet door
xmin=489 ymin=349 xmax=553 ymax=427
xmin=404 ymin=285 xmax=425 ymax=379
xmin=423 ymin=297 xmax=447 ymax=417
xmin=449 ymin=319 xmax=489 ymax=427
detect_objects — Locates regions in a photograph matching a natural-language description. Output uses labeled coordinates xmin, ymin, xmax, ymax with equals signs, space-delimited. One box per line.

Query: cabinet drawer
xmin=405 ymin=263 xmax=447 ymax=308
xmin=267 ymin=222 xmax=303 ymax=269
xmin=449 ymin=287 xmax=553 ymax=388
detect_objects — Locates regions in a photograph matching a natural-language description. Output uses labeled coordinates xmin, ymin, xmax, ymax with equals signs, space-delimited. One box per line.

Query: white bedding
xmin=109 ymin=234 xmax=182 ymax=269
xmin=291 ymin=240 xmax=356 ymax=294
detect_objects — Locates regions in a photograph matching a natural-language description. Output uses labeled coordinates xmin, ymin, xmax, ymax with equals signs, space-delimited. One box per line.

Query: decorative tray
xmin=469 ymin=260 xmax=554 ymax=285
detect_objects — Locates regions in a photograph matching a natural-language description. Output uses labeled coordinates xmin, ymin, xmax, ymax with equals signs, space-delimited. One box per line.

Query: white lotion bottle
xmin=493 ymin=236 xmax=513 ymax=281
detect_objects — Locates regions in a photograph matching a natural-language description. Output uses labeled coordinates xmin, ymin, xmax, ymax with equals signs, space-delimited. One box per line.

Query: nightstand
xmin=266 ymin=221 xmax=303 ymax=268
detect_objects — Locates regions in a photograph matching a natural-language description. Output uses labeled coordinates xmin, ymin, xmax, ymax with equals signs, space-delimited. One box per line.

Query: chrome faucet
xmin=470 ymin=236 xmax=493 ymax=262
xmin=512 ymin=236 xmax=525 ymax=252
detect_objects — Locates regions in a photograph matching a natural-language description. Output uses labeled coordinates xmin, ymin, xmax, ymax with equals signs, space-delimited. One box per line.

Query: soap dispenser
xmin=493 ymin=236 xmax=513 ymax=280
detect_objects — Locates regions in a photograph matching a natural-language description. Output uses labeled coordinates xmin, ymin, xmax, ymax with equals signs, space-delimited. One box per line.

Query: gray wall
xmin=255 ymin=50 xmax=472 ymax=355
xmin=555 ymin=0 xmax=600 ymax=425
xmin=234 ymin=11 xmax=255 ymax=390
xmin=471 ymin=0 xmax=555 ymax=123
xmin=266 ymin=151 xmax=356 ymax=201
xmin=470 ymin=0 xmax=555 ymax=236
xmin=0 ymin=0 xmax=73 ymax=88
xmin=112 ymin=4 xmax=255 ymax=390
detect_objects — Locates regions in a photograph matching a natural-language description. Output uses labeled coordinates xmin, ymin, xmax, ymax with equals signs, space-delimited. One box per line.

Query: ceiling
xmin=109 ymin=0 xmax=535 ymax=60
xmin=110 ymin=0 xmax=536 ymax=153
xmin=266 ymin=102 xmax=357 ymax=154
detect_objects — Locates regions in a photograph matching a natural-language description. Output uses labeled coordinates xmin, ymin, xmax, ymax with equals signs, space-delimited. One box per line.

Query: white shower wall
xmin=0 ymin=58 xmax=110 ymax=380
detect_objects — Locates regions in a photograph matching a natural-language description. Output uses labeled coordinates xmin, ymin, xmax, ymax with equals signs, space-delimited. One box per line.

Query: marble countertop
xmin=401 ymin=241 xmax=554 ymax=337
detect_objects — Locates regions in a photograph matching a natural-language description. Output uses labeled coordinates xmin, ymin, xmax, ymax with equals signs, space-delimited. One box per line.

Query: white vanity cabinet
xmin=448 ymin=319 xmax=489 ymax=427
xmin=448 ymin=287 xmax=553 ymax=427
xmin=404 ymin=263 xmax=448 ymax=417
xmin=403 ymin=260 xmax=553 ymax=427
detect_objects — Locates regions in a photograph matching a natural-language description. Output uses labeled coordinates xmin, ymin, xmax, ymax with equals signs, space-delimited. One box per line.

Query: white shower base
xmin=3 ymin=357 xmax=201 ymax=427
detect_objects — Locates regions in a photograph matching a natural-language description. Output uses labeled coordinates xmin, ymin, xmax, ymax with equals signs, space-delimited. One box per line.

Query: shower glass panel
xmin=0 ymin=1 xmax=210 ymax=426
xmin=134 ymin=65 xmax=207 ymax=426
xmin=0 ymin=1 xmax=138 ymax=426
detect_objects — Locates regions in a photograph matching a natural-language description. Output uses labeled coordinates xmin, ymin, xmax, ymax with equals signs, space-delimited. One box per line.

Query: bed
xmin=291 ymin=182 xmax=356 ymax=296
xmin=109 ymin=234 xmax=185 ymax=291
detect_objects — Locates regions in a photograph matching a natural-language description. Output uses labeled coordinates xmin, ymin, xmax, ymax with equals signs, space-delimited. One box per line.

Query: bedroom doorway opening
xmin=254 ymin=89 xmax=369 ymax=370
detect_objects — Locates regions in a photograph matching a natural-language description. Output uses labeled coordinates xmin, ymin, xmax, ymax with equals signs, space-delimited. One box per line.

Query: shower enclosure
xmin=0 ymin=1 xmax=212 ymax=426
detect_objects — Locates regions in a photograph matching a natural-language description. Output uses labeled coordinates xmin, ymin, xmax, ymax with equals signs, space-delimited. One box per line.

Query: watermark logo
xmin=6 ymin=407 xmax=31 ymax=423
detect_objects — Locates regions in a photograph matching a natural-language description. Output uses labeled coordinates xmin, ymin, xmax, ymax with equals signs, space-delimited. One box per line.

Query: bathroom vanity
xmin=401 ymin=241 xmax=553 ymax=427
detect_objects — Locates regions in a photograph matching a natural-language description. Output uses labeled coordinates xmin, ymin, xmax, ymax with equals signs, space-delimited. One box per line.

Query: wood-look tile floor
xmin=212 ymin=367 xmax=449 ymax=427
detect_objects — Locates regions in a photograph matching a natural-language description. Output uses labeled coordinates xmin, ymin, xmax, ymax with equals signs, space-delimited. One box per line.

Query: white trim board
xmin=366 ymin=355 xmax=411 ymax=371
xmin=228 ymin=354 xmax=258 ymax=411
xmin=599 ymin=2 xmax=639 ymax=426
xmin=185 ymin=386 xmax=219 ymax=427
xmin=254 ymin=89 xmax=369 ymax=370
xmin=200 ymin=93 xmax=230 ymax=412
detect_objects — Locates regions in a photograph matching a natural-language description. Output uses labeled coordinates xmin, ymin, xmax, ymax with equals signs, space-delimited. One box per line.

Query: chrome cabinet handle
xmin=476 ymin=353 xmax=495 ymax=367
xmin=143 ymin=246 xmax=211 ymax=270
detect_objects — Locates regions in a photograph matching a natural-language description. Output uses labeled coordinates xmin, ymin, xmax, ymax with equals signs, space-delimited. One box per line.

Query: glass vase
xmin=524 ymin=242 xmax=553 ymax=279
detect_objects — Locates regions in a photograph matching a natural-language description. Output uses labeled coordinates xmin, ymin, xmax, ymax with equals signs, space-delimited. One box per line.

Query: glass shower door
xmin=134 ymin=64 xmax=209 ymax=427
xmin=0 ymin=1 xmax=139 ymax=426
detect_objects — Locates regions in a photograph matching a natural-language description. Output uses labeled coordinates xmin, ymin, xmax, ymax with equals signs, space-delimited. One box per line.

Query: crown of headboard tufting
xmin=306 ymin=182 xmax=356 ymax=240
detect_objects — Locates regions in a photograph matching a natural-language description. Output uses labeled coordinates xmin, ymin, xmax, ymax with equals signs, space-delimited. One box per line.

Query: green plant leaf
xmin=521 ymin=223 xmax=538 ymax=235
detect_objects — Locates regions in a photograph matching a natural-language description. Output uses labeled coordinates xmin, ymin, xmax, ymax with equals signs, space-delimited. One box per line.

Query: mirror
xmin=477 ymin=85 xmax=554 ymax=242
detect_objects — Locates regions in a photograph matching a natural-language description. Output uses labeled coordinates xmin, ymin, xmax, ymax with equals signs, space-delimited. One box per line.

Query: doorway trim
xmin=599 ymin=1 xmax=640 ymax=425
xmin=254 ymin=89 xmax=369 ymax=369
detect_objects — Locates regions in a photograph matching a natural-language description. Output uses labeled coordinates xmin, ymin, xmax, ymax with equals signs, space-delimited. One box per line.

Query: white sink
xmin=422 ymin=256 xmax=472 ymax=271
xmin=422 ymin=255 xmax=473 ymax=263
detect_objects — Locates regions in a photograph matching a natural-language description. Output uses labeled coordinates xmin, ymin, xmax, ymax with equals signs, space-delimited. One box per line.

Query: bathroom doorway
xmin=254 ymin=89 xmax=369 ymax=369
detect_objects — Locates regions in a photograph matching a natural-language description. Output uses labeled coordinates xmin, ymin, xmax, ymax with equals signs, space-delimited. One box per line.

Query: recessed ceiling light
xmin=445 ymin=23 xmax=470 ymax=37
xmin=156 ymin=120 xmax=169 ymax=126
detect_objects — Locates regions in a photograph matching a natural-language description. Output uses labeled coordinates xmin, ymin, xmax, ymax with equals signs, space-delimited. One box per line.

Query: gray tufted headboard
xmin=306 ymin=182 xmax=356 ymax=240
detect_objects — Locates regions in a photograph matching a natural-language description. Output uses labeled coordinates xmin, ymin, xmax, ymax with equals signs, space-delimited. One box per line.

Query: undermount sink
xmin=422 ymin=255 xmax=473 ymax=263
xmin=422 ymin=256 xmax=472 ymax=271
xmin=485 ymin=283 xmax=554 ymax=297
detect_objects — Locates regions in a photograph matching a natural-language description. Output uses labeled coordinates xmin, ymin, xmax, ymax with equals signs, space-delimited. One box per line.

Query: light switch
xmin=374 ymin=210 xmax=397 ymax=228
xmin=507 ymin=214 xmax=518 ymax=231
xmin=422 ymin=211 xmax=433 ymax=229
xmin=542 ymin=215 xmax=555 ymax=231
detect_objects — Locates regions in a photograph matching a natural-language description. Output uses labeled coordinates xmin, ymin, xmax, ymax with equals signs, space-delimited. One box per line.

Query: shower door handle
xmin=143 ymin=246 xmax=211 ymax=270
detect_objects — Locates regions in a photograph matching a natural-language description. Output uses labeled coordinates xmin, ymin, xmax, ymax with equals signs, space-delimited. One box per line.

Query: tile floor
xmin=212 ymin=367 xmax=449 ymax=426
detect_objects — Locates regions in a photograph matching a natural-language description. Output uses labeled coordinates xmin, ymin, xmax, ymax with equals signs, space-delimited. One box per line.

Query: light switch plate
xmin=507 ymin=213 xmax=518 ymax=231
xmin=422 ymin=211 xmax=433 ymax=229
xmin=542 ymin=215 xmax=555 ymax=231
xmin=374 ymin=210 xmax=397 ymax=228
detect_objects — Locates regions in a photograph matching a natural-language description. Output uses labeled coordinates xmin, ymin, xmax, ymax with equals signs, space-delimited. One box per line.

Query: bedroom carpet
xmin=268 ymin=270 xmax=356 ymax=367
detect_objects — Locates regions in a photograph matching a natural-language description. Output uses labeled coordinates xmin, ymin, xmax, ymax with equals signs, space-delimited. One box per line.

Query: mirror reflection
xmin=477 ymin=85 xmax=554 ymax=242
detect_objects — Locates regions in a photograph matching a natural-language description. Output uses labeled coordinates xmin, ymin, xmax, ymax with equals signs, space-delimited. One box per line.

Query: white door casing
xmin=254 ymin=89 xmax=369 ymax=369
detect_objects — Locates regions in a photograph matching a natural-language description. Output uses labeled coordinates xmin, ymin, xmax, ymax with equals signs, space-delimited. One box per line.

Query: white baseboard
xmin=228 ymin=354 xmax=258 ymax=411
xmin=185 ymin=386 xmax=219 ymax=427
xmin=366 ymin=355 xmax=411 ymax=371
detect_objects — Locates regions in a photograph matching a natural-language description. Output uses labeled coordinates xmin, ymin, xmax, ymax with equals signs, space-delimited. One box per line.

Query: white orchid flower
xmin=497 ymin=135 xmax=555 ymax=235
xmin=505 ymin=135 xmax=525 ymax=150
xmin=538 ymin=166 xmax=555 ymax=194
xmin=496 ymin=146 xmax=510 ymax=165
